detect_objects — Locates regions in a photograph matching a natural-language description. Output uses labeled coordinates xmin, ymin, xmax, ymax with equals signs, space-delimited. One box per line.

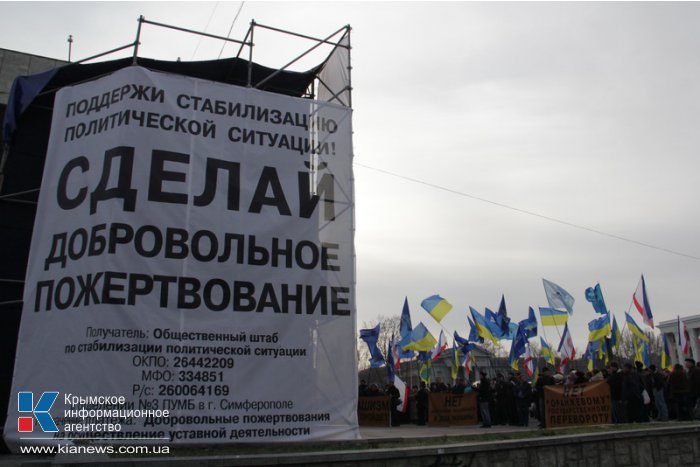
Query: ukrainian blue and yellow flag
xmin=540 ymin=337 xmax=555 ymax=366
xmin=611 ymin=315 xmax=622 ymax=352
xmin=633 ymin=336 xmax=649 ymax=367
xmin=451 ymin=345 xmax=461 ymax=380
xmin=625 ymin=312 xmax=649 ymax=342
xmin=421 ymin=295 xmax=453 ymax=322
xmin=587 ymin=314 xmax=611 ymax=342
xmin=583 ymin=343 xmax=594 ymax=371
xmin=661 ymin=334 xmax=672 ymax=370
xmin=402 ymin=322 xmax=437 ymax=352
xmin=539 ymin=307 xmax=569 ymax=326
xmin=467 ymin=316 xmax=483 ymax=343
xmin=418 ymin=351 xmax=432 ymax=383
xmin=469 ymin=306 xmax=499 ymax=344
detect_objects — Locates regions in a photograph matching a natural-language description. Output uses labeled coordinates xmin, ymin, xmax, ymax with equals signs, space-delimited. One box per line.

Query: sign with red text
xmin=428 ymin=393 xmax=478 ymax=426
xmin=544 ymin=381 xmax=611 ymax=427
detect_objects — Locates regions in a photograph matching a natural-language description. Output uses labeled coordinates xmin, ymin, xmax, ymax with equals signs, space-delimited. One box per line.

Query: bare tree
xmin=594 ymin=328 xmax=662 ymax=369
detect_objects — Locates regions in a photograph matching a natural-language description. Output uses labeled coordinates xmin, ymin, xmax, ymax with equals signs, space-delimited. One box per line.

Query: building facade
xmin=658 ymin=314 xmax=700 ymax=365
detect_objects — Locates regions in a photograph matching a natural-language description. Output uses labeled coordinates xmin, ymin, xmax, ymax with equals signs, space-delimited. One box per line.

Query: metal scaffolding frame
xmin=0 ymin=16 xmax=353 ymax=307
xmin=128 ymin=16 xmax=353 ymax=103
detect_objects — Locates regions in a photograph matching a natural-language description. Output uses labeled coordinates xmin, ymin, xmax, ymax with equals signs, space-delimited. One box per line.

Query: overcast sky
xmin=2 ymin=1 xmax=699 ymax=351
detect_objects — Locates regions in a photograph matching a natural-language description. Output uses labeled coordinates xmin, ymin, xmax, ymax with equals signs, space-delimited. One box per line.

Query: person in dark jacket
xmin=668 ymin=363 xmax=690 ymax=420
xmin=623 ymin=362 xmax=645 ymax=423
xmin=416 ymin=381 xmax=429 ymax=426
xmin=649 ymin=364 xmax=668 ymax=421
xmin=493 ymin=373 xmax=510 ymax=425
xmin=685 ymin=358 xmax=700 ymax=419
xmin=514 ymin=373 xmax=533 ymax=427
xmin=386 ymin=381 xmax=401 ymax=427
xmin=607 ymin=362 xmax=626 ymax=423
xmin=534 ymin=366 xmax=555 ymax=428
xmin=476 ymin=371 xmax=492 ymax=428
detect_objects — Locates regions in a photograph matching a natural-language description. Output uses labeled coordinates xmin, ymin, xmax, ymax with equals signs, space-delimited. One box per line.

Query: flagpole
xmin=538 ymin=310 xmax=562 ymax=372
xmin=618 ymin=315 xmax=631 ymax=361
xmin=552 ymin=319 xmax=563 ymax=347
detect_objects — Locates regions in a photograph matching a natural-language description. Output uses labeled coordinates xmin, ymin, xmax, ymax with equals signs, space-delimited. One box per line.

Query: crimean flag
xmin=421 ymin=294 xmax=453 ymax=322
xmin=557 ymin=323 xmax=575 ymax=372
xmin=542 ymin=279 xmax=575 ymax=314
xmin=398 ymin=297 xmax=415 ymax=359
xmin=585 ymin=283 xmax=608 ymax=314
xmin=539 ymin=307 xmax=569 ymax=326
xmin=661 ymin=334 xmax=672 ymax=370
xmin=611 ymin=315 xmax=622 ymax=352
xmin=523 ymin=345 xmax=535 ymax=378
xmin=464 ymin=351 xmax=473 ymax=379
xmin=632 ymin=275 xmax=654 ymax=328
xmin=454 ymin=331 xmax=476 ymax=378
xmin=540 ymin=337 xmax=555 ymax=365
xmin=430 ymin=330 xmax=448 ymax=361
xmin=625 ymin=312 xmax=649 ymax=342
xmin=394 ymin=375 xmax=409 ymax=413
xmin=470 ymin=307 xmax=499 ymax=344
xmin=391 ymin=340 xmax=401 ymax=370
xmin=587 ymin=314 xmax=611 ymax=342
xmin=402 ymin=322 xmax=437 ymax=352
xmin=678 ymin=316 xmax=689 ymax=355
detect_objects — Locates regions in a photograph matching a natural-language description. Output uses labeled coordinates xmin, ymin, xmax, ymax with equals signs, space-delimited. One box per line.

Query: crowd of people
xmin=359 ymin=357 xmax=700 ymax=428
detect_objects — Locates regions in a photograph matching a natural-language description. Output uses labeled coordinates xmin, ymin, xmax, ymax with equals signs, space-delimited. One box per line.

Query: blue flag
xmin=585 ymin=283 xmax=608 ymax=314
xmin=518 ymin=307 xmax=538 ymax=339
xmin=398 ymin=297 xmax=415 ymax=359
xmin=485 ymin=308 xmax=506 ymax=339
xmin=386 ymin=338 xmax=396 ymax=382
xmin=467 ymin=316 xmax=483 ymax=343
xmin=497 ymin=294 xmax=511 ymax=335
xmin=359 ymin=324 xmax=385 ymax=368
xmin=508 ymin=324 xmax=527 ymax=369
xmin=543 ymin=278 xmax=575 ymax=314
xmin=500 ymin=322 xmax=520 ymax=340
xmin=454 ymin=331 xmax=476 ymax=355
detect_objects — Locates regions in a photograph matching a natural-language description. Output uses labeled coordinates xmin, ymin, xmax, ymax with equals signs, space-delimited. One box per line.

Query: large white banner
xmin=4 ymin=66 xmax=358 ymax=450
